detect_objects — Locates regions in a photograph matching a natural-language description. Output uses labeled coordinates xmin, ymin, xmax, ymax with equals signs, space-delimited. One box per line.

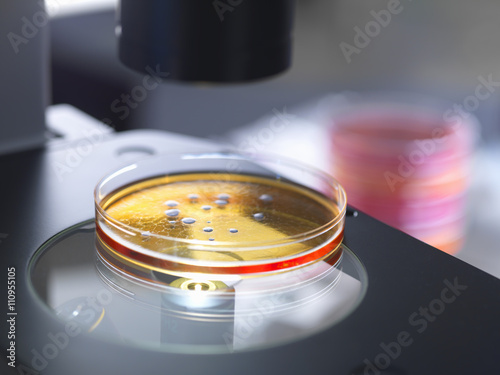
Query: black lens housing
xmin=118 ymin=0 xmax=295 ymax=83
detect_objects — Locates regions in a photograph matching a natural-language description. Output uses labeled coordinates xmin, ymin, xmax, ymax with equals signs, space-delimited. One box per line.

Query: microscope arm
xmin=0 ymin=0 xmax=49 ymax=155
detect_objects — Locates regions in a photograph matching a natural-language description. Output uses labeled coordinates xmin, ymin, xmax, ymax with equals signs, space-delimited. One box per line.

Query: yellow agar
xmin=101 ymin=173 xmax=340 ymax=263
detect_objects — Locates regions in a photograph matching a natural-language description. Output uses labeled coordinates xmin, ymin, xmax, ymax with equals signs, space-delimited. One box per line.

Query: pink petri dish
xmin=329 ymin=96 xmax=477 ymax=254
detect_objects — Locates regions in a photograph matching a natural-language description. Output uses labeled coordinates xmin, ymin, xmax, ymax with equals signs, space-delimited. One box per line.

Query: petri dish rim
xmin=94 ymin=152 xmax=347 ymax=251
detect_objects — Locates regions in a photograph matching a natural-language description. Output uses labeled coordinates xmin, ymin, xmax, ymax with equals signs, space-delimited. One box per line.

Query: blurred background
xmin=48 ymin=0 xmax=500 ymax=276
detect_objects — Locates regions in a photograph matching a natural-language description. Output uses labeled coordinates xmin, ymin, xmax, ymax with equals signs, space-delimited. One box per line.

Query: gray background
xmin=48 ymin=0 xmax=500 ymax=276
xmin=50 ymin=0 xmax=500 ymax=142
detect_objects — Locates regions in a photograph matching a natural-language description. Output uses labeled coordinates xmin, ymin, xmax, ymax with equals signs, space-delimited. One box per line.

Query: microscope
xmin=1 ymin=1 xmax=499 ymax=374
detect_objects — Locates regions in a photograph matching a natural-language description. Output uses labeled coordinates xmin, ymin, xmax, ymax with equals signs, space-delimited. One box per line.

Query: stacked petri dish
xmin=329 ymin=96 xmax=477 ymax=254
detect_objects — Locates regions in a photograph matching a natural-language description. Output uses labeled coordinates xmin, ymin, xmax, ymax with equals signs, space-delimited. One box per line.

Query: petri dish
xmin=327 ymin=94 xmax=478 ymax=254
xmin=29 ymin=153 xmax=367 ymax=353
xmin=94 ymin=153 xmax=347 ymax=281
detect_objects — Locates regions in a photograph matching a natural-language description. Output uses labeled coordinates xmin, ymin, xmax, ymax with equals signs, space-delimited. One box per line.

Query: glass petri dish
xmin=29 ymin=154 xmax=366 ymax=353
xmin=94 ymin=153 xmax=347 ymax=282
